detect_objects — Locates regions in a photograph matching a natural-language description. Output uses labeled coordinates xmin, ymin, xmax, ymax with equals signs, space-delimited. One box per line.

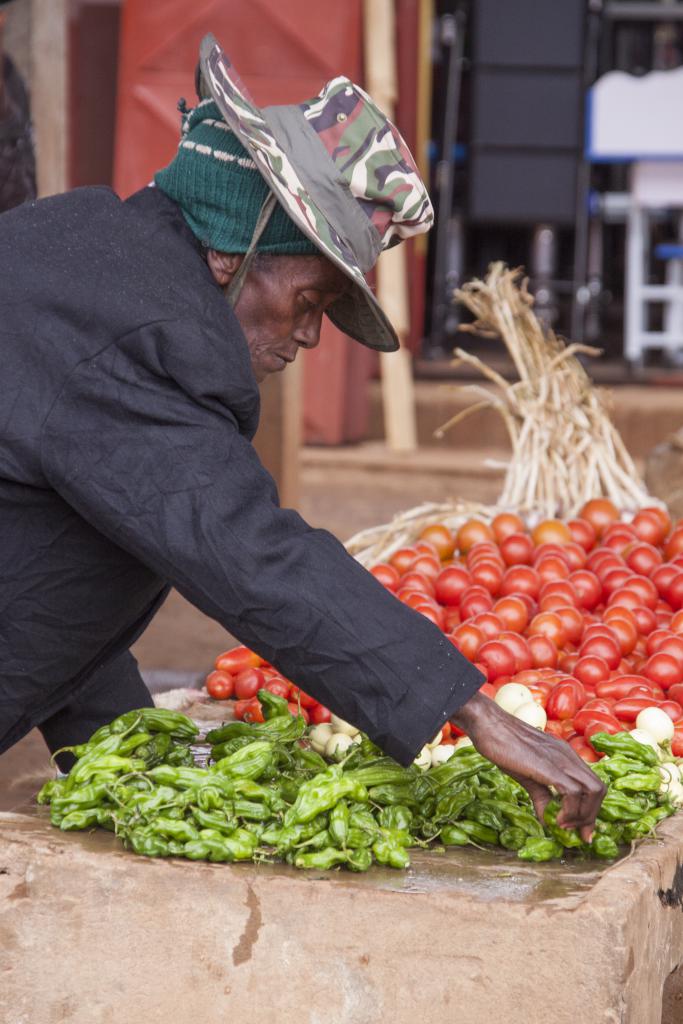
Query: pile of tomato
xmin=205 ymin=645 xmax=334 ymax=727
xmin=367 ymin=499 xmax=683 ymax=760
xmin=205 ymin=498 xmax=683 ymax=761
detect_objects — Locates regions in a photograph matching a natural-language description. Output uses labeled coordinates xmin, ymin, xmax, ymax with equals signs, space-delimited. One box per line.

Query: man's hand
xmin=451 ymin=690 xmax=607 ymax=842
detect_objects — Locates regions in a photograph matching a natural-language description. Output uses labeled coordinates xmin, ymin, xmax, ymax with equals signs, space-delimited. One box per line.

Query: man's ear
xmin=206 ymin=250 xmax=244 ymax=287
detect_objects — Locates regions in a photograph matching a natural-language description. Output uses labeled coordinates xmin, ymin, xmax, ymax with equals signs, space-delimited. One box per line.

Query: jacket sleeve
xmin=40 ymin=320 xmax=484 ymax=765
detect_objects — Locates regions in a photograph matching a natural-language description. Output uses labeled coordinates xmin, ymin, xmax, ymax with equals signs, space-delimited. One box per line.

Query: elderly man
xmin=0 ymin=36 xmax=603 ymax=836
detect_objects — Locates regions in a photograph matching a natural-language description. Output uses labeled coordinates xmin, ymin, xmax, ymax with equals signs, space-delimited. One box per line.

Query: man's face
xmin=209 ymin=252 xmax=349 ymax=383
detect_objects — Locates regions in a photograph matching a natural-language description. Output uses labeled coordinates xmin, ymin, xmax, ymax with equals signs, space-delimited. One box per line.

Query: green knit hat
xmin=154 ymin=99 xmax=319 ymax=256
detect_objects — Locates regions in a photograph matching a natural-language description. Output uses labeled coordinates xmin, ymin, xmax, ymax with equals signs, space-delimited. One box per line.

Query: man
xmin=0 ymin=35 xmax=604 ymax=836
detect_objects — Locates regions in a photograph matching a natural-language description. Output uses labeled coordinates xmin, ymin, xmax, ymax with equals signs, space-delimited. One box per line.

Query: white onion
xmin=659 ymin=765 xmax=683 ymax=806
xmin=413 ymin=745 xmax=433 ymax=770
xmin=325 ymin=733 xmax=355 ymax=759
xmin=494 ymin=683 xmax=533 ymax=714
xmin=454 ymin=737 xmax=474 ymax=751
xmin=308 ymin=723 xmax=333 ymax=754
xmin=512 ymin=701 xmax=547 ymax=730
xmin=635 ymin=707 xmax=674 ymax=744
xmin=430 ymin=744 xmax=456 ymax=767
xmin=427 ymin=729 xmax=444 ymax=749
xmin=330 ymin=714 xmax=360 ymax=737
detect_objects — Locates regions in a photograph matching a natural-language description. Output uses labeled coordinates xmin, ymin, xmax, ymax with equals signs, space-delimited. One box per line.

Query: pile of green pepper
xmin=36 ymin=691 xmax=678 ymax=870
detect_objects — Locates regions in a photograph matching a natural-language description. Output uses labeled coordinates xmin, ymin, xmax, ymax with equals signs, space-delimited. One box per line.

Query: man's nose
xmin=294 ymin=312 xmax=324 ymax=350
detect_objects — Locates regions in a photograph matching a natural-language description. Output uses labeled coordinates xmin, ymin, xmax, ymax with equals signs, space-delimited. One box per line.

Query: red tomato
xmin=310 ymin=704 xmax=332 ymax=725
xmin=409 ymin=553 xmax=442 ymax=580
xmin=583 ymin=715 xmax=622 ymax=740
xmin=478 ymin=681 xmax=497 ymax=699
xmin=434 ymin=566 xmax=472 ymax=607
xmin=389 ymin=546 xmax=419 ymax=574
xmin=567 ymin=517 xmax=597 ymax=552
xmin=672 ymin=733 xmax=683 ymax=758
xmin=470 ymin=560 xmax=504 ymax=596
xmin=472 ymin=611 xmax=504 ymax=640
xmin=498 ymin=631 xmax=533 ymax=672
xmin=535 ymin=555 xmax=571 ymax=584
xmin=491 ymin=512 xmax=526 ymax=542
xmin=288 ymin=685 xmax=318 ymax=709
xmin=545 ymin=719 xmax=565 ymax=739
xmin=450 ymin=623 xmax=485 ymax=661
xmin=632 ymin=509 xmax=667 ymax=546
xmin=625 ymin=542 xmax=662 ymax=577
xmin=657 ymin=635 xmax=683 ymax=667
xmin=659 ymin=700 xmax=683 ymax=723
xmin=528 ymin=633 xmax=559 ymax=669
xmin=500 ymin=565 xmax=540 ymax=599
xmin=460 ymin=593 xmax=494 ymax=619
xmin=528 ymin=611 xmax=567 ymax=648
xmin=643 ymin=652 xmax=682 ymax=691
xmin=265 ymin=679 xmax=291 ymax=700
xmin=492 ymin=595 xmax=529 ymax=633
xmin=546 ymin=679 xmax=587 ymax=720
xmin=595 ymin=674 xmax=652 ymax=699
xmin=572 ymin=704 xmax=617 ymax=735
xmin=370 ymin=563 xmax=401 ymax=590
xmin=579 ymin=634 xmax=621 ymax=670
xmin=399 ymin=571 xmax=435 ymax=596
xmin=467 ymin=542 xmax=503 ymax=567
xmin=652 ymin=563 xmax=680 ymax=598
xmin=573 ymin=655 xmax=611 ymax=687
xmin=215 ymin=646 xmax=263 ymax=674
xmin=234 ymin=667 xmax=266 ymax=701
xmin=604 ymin=616 xmax=638 ymax=656
xmin=415 ymin=603 xmax=445 ymax=629
xmin=419 ymin=523 xmax=456 ymax=560
xmin=665 ymin=527 xmax=683 ymax=561
xmin=632 ymin=605 xmax=658 ymax=636
xmin=205 ymin=669 xmax=234 ymax=701
xmin=477 ymin=640 xmax=516 ymax=681
xmin=414 ymin=540 xmax=440 ymax=558
xmin=287 ymin=702 xmax=309 ymax=723
xmin=667 ymin=573 xmax=683 ymax=611
xmin=568 ymin=570 xmax=602 ymax=610
xmin=612 ymin=695 xmax=662 ymax=721
xmin=563 ymin=542 xmax=588 ymax=571
xmin=553 ymin=604 xmax=584 ymax=645
xmin=456 ymin=519 xmax=495 ymax=553
xmin=539 ymin=579 xmax=577 ymax=605
xmin=671 ymin=610 xmax=683 ymax=635
xmin=580 ymin=498 xmax=619 ymax=537
xmin=568 ymin=736 xmax=600 ymax=762
xmin=242 ymin=698 xmax=265 ymax=724
xmin=499 ymin=532 xmax=534 ymax=566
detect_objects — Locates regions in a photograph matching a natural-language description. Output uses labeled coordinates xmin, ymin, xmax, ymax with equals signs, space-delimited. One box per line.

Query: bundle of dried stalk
xmin=345 ymin=263 xmax=652 ymax=566
xmin=438 ymin=263 xmax=651 ymax=518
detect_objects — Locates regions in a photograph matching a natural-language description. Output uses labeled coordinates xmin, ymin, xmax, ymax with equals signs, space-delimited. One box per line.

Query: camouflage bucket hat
xmin=198 ymin=33 xmax=433 ymax=352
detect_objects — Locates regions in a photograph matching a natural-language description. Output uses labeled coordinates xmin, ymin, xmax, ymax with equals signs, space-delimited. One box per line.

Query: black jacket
xmin=0 ymin=185 xmax=483 ymax=763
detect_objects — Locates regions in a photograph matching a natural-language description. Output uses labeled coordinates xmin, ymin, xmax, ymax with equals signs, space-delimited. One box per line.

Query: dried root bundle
xmin=439 ymin=263 xmax=650 ymax=519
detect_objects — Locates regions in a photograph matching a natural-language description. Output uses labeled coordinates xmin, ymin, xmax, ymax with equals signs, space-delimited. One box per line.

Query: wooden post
xmin=31 ymin=0 xmax=68 ymax=197
xmin=252 ymin=360 xmax=302 ymax=510
xmin=363 ymin=0 xmax=418 ymax=451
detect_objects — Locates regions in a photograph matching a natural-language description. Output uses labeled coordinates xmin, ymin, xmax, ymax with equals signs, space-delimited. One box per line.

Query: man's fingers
xmin=526 ymin=782 xmax=552 ymax=824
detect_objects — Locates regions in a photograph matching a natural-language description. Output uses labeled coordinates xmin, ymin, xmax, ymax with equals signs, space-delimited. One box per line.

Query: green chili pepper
xmin=372 ymin=837 xmax=410 ymax=869
xmin=145 ymin=765 xmax=209 ymax=789
xmin=36 ymin=778 xmax=66 ymax=804
xmin=52 ymin=780 xmax=111 ymax=812
xmin=543 ymin=801 xmax=582 ymax=848
xmin=59 ymin=807 xmax=101 ymax=830
xmin=135 ymin=733 xmax=172 ymax=767
xmin=191 ymin=807 xmax=236 ymax=834
xmin=210 ymin=736 xmax=255 ymax=761
xmin=284 ymin=766 xmax=368 ymax=826
xmin=378 ymin=804 xmax=413 ymax=832
xmin=165 ymin=744 xmax=196 ymax=768
xmin=456 ymin=820 xmax=498 ymax=845
xmin=292 ymin=746 xmax=328 ymax=773
xmin=589 ymin=732 xmax=658 ymax=765
xmin=346 ymin=848 xmax=373 ymax=871
xmin=593 ymin=756 xmax=651 ymax=781
xmin=428 ymin=752 xmax=491 ymax=789
xmin=466 ymin=800 xmax=507 ymax=833
xmin=207 ymin=714 xmax=305 ymax=746
xmin=127 ymin=829 xmax=171 ymax=858
xmin=367 ymin=783 xmax=419 ymax=808
xmin=440 ymin=824 xmax=470 ymax=846
xmin=296 ymin=829 xmax=331 ymax=851
xmin=590 ymin=834 xmax=620 ymax=859
xmin=517 ymin=837 xmax=564 ymax=862
xmin=149 ymin=817 xmax=200 ymax=843
xmin=211 ymin=740 xmax=273 ymax=780
xmin=346 ymin=760 xmax=412 ymax=788
xmin=294 ymin=848 xmax=349 ymax=870
xmin=622 ymin=803 xmax=675 ymax=841
xmin=257 ymin=688 xmax=291 ymax=719
xmin=346 ymin=827 xmax=374 ymax=849
xmin=598 ymin=791 xmax=650 ymax=822
xmin=234 ymin=798 xmax=270 ymax=821
xmin=329 ymin=800 xmax=350 ymax=847
xmin=349 ymin=807 xmax=379 ymax=833
xmin=612 ymin=771 xmax=661 ymax=794
xmin=499 ymin=826 xmax=527 ymax=851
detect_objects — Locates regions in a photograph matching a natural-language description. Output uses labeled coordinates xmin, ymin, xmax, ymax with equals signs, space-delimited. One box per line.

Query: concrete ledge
xmin=2 ymin=807 xmax=683 ymax=1023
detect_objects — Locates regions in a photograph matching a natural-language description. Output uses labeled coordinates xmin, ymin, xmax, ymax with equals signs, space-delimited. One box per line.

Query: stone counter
xmin=1 ymin=806 xmax=683 ymax=1024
